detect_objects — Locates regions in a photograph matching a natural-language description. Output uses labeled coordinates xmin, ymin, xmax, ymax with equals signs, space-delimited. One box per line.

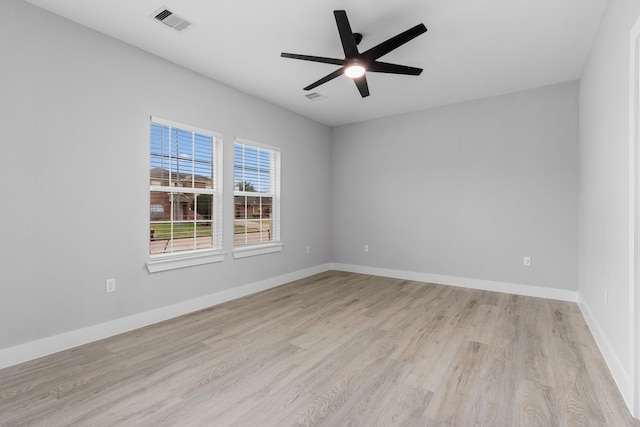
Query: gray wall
xmin=579 ymin=0 xmax=640 ymax=403
xmin=0 ymin=0 xmax=331 ymax=350
xmin=331 ymin=82 xmax=579 ymax=291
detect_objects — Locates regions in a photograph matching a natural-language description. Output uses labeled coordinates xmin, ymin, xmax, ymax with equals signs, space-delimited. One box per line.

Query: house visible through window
xmin=234 ymin=139 xmax=281 ymax=248
xmin=149 ymin=117 xmax=222 ymax=258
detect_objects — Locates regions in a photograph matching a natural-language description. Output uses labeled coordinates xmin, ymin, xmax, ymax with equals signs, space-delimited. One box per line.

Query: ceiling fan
xmin=281 ymin=10 xmax=427 ymax=98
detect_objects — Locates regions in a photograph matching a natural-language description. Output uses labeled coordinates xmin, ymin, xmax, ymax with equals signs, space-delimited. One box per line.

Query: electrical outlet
xmin=364 ymin=244 xmax=369 ymax=253
xmin=306 ymin=245 xmax=310 ymax=254
xmin=523 ymin=256 xmax=531 ymax=267
xmin=604 ymin=289 xmax=608 ymax=304
xmin=105 ymin=278 xmax=116 ymax=293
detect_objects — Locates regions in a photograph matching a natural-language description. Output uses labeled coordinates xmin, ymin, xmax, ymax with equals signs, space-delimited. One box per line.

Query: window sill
xmin=147 ymin=250 xmax=226 ymax=273
xmin=233 ymin=243 xmax=283 ymax=259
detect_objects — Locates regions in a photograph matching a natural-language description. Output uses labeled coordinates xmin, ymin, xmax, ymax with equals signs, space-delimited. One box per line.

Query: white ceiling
xmin=23 ymin=0 xmax=605 ymax=127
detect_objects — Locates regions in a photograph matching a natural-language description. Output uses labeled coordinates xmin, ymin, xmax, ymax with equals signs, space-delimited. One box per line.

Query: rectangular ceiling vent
xmin=152 ymin=7 xmax=192 ymax=32
xmin=305 ymin=92 xmax=327 ymax=102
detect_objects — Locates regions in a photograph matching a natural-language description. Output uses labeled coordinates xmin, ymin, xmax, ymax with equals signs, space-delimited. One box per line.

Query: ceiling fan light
xmin=344 ymin=64 xmax=366 ymax=78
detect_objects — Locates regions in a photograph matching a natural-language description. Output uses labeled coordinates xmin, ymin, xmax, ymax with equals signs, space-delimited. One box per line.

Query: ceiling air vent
xmin=152 ymin=7 xmax=192 ymax=32
xmin=305 ymin=92 xmax=327 ymax=102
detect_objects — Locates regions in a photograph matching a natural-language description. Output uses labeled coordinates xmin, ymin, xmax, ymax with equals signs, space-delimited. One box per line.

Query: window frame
xmin=147 ymin=116 xmax=225 ymax=273
xmin=232 ymin=137 xmax=282 ymax=259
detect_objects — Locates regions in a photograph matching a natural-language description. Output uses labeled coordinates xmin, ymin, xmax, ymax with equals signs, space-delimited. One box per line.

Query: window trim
xmin=232 ymin=242 xmax=283 ymax=259
xmin=147 ymin=116 xmax=225 ymax=272
xmin=232 ymin=137 xmax=281 ymax=255
xmin=147 ymin=250 xmax=226 ymax=273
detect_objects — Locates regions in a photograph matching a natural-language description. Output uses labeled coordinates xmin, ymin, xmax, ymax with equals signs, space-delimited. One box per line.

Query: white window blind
xmin=149 ymin=117 xmax=222 ymax=258
xmin=233 ymin=139 xmax=281 ymax=247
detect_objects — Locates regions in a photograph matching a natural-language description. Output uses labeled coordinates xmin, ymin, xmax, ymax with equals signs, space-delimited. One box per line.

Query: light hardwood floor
xmin=1 ymin=271 xmax=638 ymax=426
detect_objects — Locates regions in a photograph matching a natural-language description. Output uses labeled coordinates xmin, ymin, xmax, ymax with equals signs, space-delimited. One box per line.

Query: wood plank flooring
xmin=1 ymin=271 xmax=637 ymax=426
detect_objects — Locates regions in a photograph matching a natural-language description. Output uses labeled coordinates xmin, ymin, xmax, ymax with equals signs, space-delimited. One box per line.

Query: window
xmin=233 ymin=138 xmax=281 ymax=257
xmin=148 ymin=117 xmax=223 ymax=271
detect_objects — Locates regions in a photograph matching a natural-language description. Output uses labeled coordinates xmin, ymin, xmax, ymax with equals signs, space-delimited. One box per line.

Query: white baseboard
xmin=0 ymin=263 xmax=332 ymax=370
xmin=577 ymin=294 xmax=634 ymax=412
xmin=330 ymin=263 xmax=579 ymax=302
